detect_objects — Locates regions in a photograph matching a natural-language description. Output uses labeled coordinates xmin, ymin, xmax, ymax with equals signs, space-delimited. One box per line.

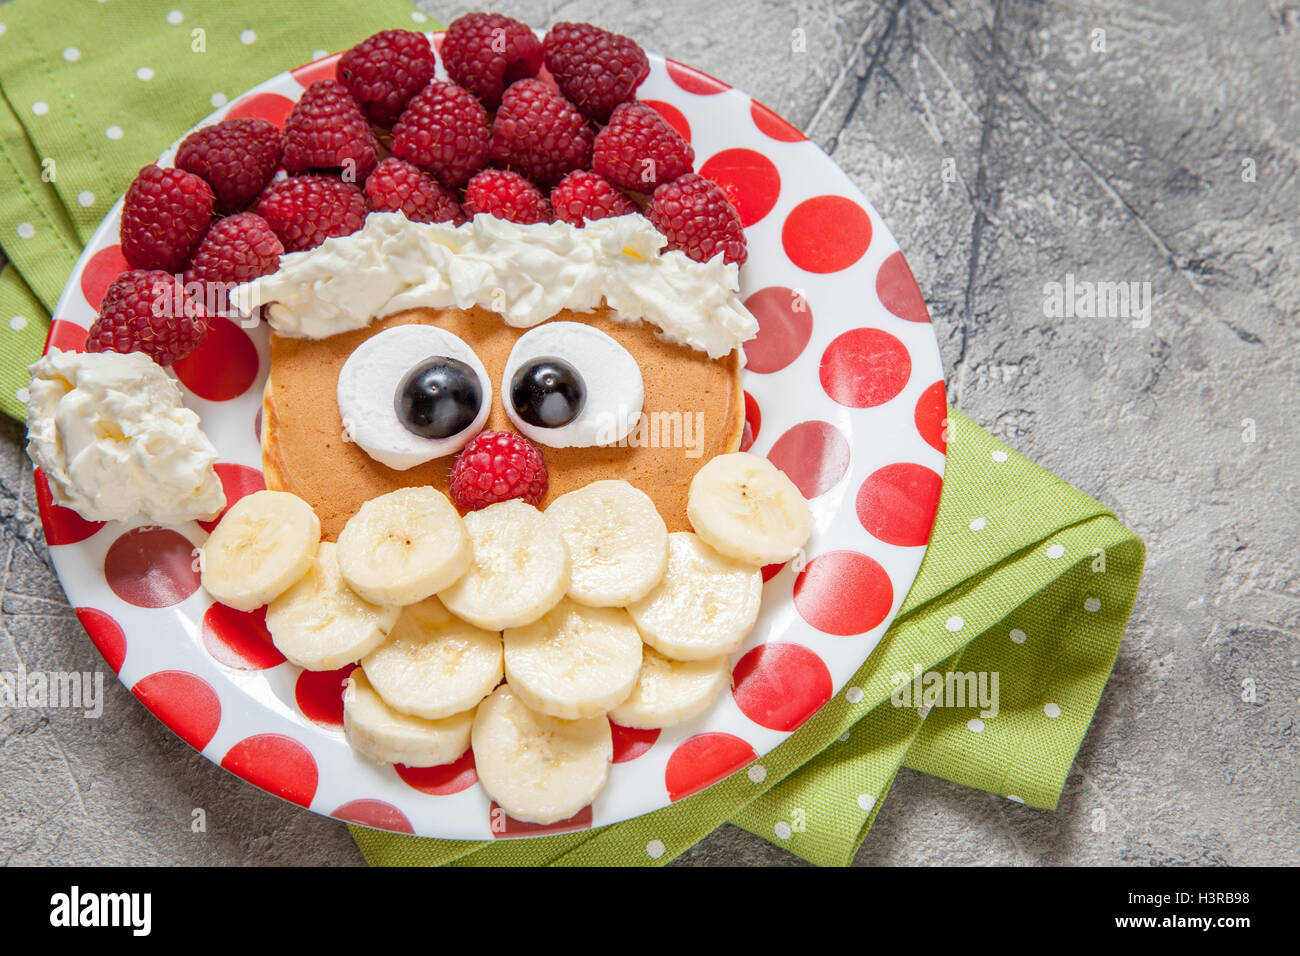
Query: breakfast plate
xmin=35 ymin=32 xmax=946 ymax=839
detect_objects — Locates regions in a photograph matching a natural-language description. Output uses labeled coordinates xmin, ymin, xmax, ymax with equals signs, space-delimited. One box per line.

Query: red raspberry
xmin=440 ymin=12 xmax=542 ymax=110
xmin=365 ymin=157 xmax=466 ymax=225
xmin=176 ymin=118 xmax=282 ymax=213
xmin=448 ymin=430 xmax=548 ymax=511
xmin=391 ymin=80 xmax=490 ymax=188
xmin=489 ymin=79 xmax=594 ymax=187
xmin=542 ymin=22 xmax=649 ymax=122
xmin=282 ymin=80 xmax=378 ymax=180
xmin=336 ymin=29 xmax=437 ymax=125
xmin=550 ymin=170 xmax=638 ymax=226
xmin=86 ymin=269 xmax=208 ymax=366
xmin=462 ymin=169 xmax=551 ymax=224
xmin=184 ymin=213 xmax=285 ymax=314
xmin=256 ymin=174 xmax=368 ymax=252
xmin=119 ymin=164 xmax=216 ymax=273
xmin=646 ymin=172 xmax=748 ymax=266
xmin=592 ymin=101 xmax=694 ymax=193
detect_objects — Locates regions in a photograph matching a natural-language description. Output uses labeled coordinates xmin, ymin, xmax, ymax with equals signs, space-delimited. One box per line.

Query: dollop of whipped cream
xmin=25 ymin=349 xmax=226 ymax=525
xmin=231 ymin=212 xmax=759 ymax=359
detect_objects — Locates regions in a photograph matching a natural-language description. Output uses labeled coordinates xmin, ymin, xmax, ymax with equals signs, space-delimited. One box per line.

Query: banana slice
xmin=200 ymin=490 xmax=320 ymax=611
xmin=609 ymin=646 xmax=731 ymax=729
xmin=472 ymin=684 xmax=612 ymax=825
xmin=545 ymin=479 xmax=669 ymax=607
xmin=504 ymin=599 xmax=642 ymax=719
xmin=336 ymin=486 xmax=471 ymax=606
xmin=627 ymin=532 xmax=762 ymax=661
xmin=343 ymin=668 xmax=473 ymax=767
xmin=438 ymin=499 xmax=569 ymax=630
xmin=687 ymin=452 xmax=813 ymax=566
xmin=361 ymin=596 xmax=503 ymax=720
xmin=267 ymin=541 xmax=400 ymax=671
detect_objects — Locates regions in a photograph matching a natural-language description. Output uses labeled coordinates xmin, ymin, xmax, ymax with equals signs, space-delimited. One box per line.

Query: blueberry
xmin=395 ymin=356 xmax=482 ymax=439
xmin=510 ymin=357 xmax=586 ymax=428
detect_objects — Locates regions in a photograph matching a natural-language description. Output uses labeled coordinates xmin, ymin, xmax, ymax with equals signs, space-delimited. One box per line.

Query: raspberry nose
xmin=448 ymin=430 xmax=549 ymax=512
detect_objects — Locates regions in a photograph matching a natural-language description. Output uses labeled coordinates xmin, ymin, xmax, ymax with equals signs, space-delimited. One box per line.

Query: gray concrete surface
xmin=1 ymin=0 xmax=1297 ymax=866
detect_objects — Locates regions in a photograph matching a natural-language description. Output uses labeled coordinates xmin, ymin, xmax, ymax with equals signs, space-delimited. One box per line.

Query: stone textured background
xmin=1 ymin=0 xmax=1296 ymax=866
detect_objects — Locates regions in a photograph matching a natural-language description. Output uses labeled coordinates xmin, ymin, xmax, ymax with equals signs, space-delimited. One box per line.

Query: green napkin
xmin=0 ymin=0 xmax=1145 ymax=867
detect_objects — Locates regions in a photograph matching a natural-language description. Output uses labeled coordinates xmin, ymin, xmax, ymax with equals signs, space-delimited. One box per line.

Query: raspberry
xmin=176 ymin=118 xmax=282 ymax=213
xmin=542 ymin=22 xmax=649 ymax=122
xmin=550 ymin=170 xmax=637 ymax=226
xmin=119 ymin=164 xmax=216 ymax=273
xmin=391 ymin=79 xmax=490 ymax=188
xmin=336 ymin=29 xmax=437 ymax=125
xmin=441 ymin=12 xmax=542 ymax=110
xmin=462 ymin=169 xmax=552 ymax=224
xmin=282 ymin=80 xmax=378 ymax=180
xmin=592 ymin=101 xmax=694 ymax=193
xmin=87 ymin=269 xmax=208 ymax=366
xmin=646 ymin=172 xmax=748 ymax=266
xmin=184 ymin=213 xmax=284 ymax=314
xmin=448 ymin=430 xmax=548 ymax=511
xmin=256 ymin=174 xmax=368 ymax=252
xmin=365 ymin=157 xmax=466 ymax=225
xmin=489 ymin=79 xmax=594 ymax=187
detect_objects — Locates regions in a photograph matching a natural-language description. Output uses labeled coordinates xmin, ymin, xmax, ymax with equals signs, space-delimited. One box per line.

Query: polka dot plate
xmin=40 ymin=43 xmax=947 ymax=839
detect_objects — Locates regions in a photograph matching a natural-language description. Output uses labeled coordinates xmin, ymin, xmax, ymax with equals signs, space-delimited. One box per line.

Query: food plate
xmin=37 ymin=39 xmax=946 ymax=839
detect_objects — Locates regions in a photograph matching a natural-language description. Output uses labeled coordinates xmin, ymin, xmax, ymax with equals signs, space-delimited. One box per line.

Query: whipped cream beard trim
xmin=25 ymin=349 xmax=226 ymax=524
xmin=231 ymin=212 xmax=759 ymax=360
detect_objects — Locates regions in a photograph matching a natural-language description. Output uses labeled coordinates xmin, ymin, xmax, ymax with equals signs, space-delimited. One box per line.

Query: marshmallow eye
xmin=503 ymin=322 xmax=645 ymax=449
xmin=337 ymin=325 xmax=492 ymax=471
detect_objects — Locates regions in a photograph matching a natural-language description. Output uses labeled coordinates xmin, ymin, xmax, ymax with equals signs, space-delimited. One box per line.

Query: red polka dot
xmin=665 ymin=59 xmax=730 ymax=95
xmin=642 ymin=99 xmax=690 ymax=142
xmin=197 ymin=463 xmax=266 ymax=533
xmin=291 ymin=52 xmax=341 ymax=88
xmin=172 ymin=316 xmax=259 ymax=402
xmin=819 ymin=328 xmax=911 ymax=408
xmin=396 ymin=750 xmax=478 ymax=795
xmin=698 ymin=148 xmax=780 ymax=227
xmin=331 ymin=799 xmax=413 ymax=834
xmin=610 ymin=722 xmax=660 ymax=763
xmin=43 ymin=319 xmax=89 ymax=355
xmin=202 ymin=603 xmax=284 ymax=670
xmin=33 ymin=467 xmax=104 ymax=546
xmin=915 ymin=381 xmax=948 ymax=454
xmin=254 ymin=407 xmax=263 ymax=442
xmin=225 ymin=91 xmax=295 ymax=128
xmin=295 ymin=665 xmax=351 ymax=728
xmin=221 ymin=733 xmax=318 ymax=808
xmin=490 ymin=802 xmax=592 ymax=838
xmin=104 ymin=526 xmax=200 ymax=608
xmin=794 ymin=551 xmax=893 ymax=635
xmin=75 ymin=607 xmax=126 ymax=673
xmin=132 ymin=670 xmax=221 ymax=750
xmin=767 ymin=421 xmax=850 ymax=499
xmin=80 ymin=245 xmax=129 ymax=311
xmin=750 ymin=99 xmax=806 ymax=142
xmin=782 ymin=195 xmax=872 ymax=274
xmin=740 ymin=391 xmax=760 ymax=452
xmin=760 ymin=562 xmax=786 ymax=582
xmin=876 ymin=250 xmax=931 ymax=323
xmin=856 ymin=463 xmax=943 ymax=547
xmin=664 ymin=732 xmax=756 ymax=802
xmin=731 ymin=643 xmax=833 ymax=731
xmin=743 ymin=286 xmax=814 ymax=373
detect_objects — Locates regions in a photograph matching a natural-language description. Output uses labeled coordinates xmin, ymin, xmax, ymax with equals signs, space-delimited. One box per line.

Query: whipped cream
xmin=231 ymin=212 xmax=759 ymax=359
xmin=26 ymin=349 xmax=226 ymax=525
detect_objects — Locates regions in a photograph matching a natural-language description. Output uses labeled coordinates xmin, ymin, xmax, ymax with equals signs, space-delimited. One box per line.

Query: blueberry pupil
xmin=395 ymin=357 xmax=481 ymax=440
xmin=511 ymin=357 xmax=585 ymax=428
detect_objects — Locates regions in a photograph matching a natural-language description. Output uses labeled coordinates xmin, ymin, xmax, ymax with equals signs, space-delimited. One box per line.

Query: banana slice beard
xmin=343 ymin=668 xmax=474 ymax=768
xmin=200 ymin=490 xmax=321 ymax=612
xmin=361 ymin=596 xmax=503 ymax=720
xmin=504 ymin=598 xmax=643 ymax=719
xmin=472 ymin=684 xmax=612 ymax=826
xmin=687 ymin=452 xmax=813 ymax=566
xmin=545 ymin=479 xmax=669 ymax=607
xmin=267 ymin=541 xmax=400 ymax=671
xmin=627 ymin=532 xmax=762 ymax=661
xmin=437 ymin=499 xmax=570 ymax=630
xmin=608 ymin=646 xmax=731 ymax=729
xmin=336 ymin=486 xmax=471 ymax=606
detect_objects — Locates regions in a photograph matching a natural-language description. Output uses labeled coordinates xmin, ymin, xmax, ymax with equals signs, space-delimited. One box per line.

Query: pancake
xmin=262 ymin=305 xmax=745 ymax=540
